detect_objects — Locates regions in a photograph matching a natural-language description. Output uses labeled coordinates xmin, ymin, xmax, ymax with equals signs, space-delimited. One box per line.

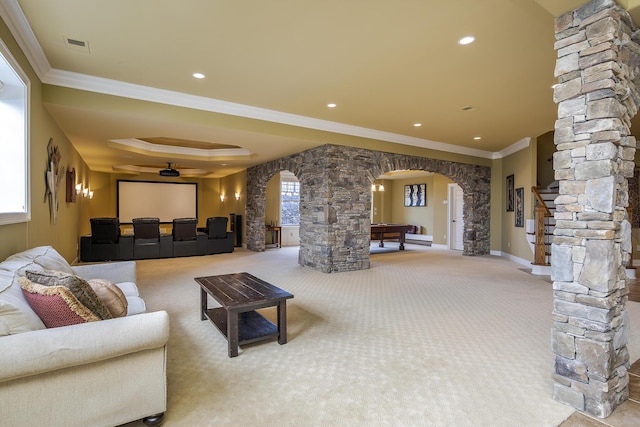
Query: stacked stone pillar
xmin=551 ymin=0 xmax=640 ymax=418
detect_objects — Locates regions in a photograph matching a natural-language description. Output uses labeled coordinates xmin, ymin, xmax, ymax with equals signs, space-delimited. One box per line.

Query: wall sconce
xmin=235 ymin=192 xmax=240 ymax=201
xmin=81 ymin=188 xmax=94 ymax=199
xmin=371 ymin=184 xmax=377 ymax=192
xmin=378 ymin=184 xmax=385 ymax=192
xmin=75 ymin=183 xmax=82 ymax=195
xmin=220 ymin=194 xmax=225 ymax=202
xmin=371 ymin=184 xmax=385 ymax=192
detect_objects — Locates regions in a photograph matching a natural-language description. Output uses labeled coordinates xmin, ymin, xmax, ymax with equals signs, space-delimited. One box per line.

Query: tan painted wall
xmin=265 ymin=174 xmax=281 ymax=227
xmin=536 ymin=131 xmax=556 ymax=189
xmin=220 ymin=170 xmax=247 ymax=244
xmin=388 ymin=177 xmax=433 ymax=234
xmin=500 ymin=139 xmax=536 ymax=261
xmin=490 ymin=158 xmax=503 ymax=252
xmin=0 ymin=18 xmax=90 ymax=262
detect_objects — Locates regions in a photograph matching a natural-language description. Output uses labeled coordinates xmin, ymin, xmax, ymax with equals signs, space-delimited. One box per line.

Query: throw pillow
xmin=25 ymin=270 xmax=113 ymax=320
xmin=19 ymin=277 xmax=99 ymax=328
xmin=0 ymin=269 xmax=46 ymax=336
xmin=87 ymin=279 xmax=128 ymax=318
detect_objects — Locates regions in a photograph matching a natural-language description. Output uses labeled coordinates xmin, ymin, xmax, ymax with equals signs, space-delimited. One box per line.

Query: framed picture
xmin=506 ymin=174 xmax=514 ymax=212
xmin=404 ymin=183 xmax=426 ymax=207
xmin=515 ymin=187 xmax=524 ymax=227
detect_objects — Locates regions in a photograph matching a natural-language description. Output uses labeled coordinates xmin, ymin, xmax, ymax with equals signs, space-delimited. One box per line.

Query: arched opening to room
xmin=264 ymin=170 xmax=301 ymax=247
xmin=370 ymin=170 xmax=464 ymax=251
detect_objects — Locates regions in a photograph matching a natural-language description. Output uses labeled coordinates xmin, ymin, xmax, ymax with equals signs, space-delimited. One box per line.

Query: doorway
xmin=448 ymin=183 xmax=464 ymax=251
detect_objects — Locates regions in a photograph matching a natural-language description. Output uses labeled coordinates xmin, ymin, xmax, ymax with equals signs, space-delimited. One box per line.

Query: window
xmin=281 ymin=179 xmax=300 ymax=226
xmin=0 ymin=40 xmax=29 ymax=225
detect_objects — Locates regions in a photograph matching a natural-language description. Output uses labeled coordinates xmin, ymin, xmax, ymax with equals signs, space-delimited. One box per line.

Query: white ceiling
xmin=2 ymin=0 xmax=634 ymax=178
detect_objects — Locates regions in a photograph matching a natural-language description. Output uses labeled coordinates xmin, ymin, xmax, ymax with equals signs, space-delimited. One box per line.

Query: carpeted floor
xmin=120 ymin=244 xmax=640 ymax=427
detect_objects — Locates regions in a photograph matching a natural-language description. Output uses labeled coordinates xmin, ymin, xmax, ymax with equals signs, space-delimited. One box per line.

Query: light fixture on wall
xmin=371 ymin=184 xmax=385 ymax=192
xmin=378 ymin=184 xmax=385 ymax=191
xmin=220 ymin=194 xmax=225 ymax=202
xmin=235 ymin=192 xmax=240 ymax=201
xmin=371 ymin=184 xmax=377 ymax=192
xmin=88 ymin=190 xmax=94 ymax=199
xmin=75 ymin=183 xmax=82 ymax=195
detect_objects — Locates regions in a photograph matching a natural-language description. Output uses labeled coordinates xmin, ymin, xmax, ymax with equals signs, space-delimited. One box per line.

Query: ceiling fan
xmin=159 ymin=162 xmax=179 ymax=177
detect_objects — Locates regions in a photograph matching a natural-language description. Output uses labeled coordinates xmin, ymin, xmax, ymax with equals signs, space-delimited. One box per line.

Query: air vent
xmin=67 ymin=38 xmax=85 ymax=47
xmin=63 ymin=36 xmax=90 ymax=53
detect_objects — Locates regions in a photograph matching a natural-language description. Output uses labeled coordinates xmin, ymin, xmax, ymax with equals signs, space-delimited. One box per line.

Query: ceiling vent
xmin=460 ymin=105 xmax=478 ymax=112
xmin=159 ymin=162 xmax=180 ymax=177
xmin=63 ymin=36 xmax=90 ymax=53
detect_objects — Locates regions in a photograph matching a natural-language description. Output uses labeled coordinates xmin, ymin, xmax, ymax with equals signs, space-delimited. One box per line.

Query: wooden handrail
xmin=531 ymin=186 xmax=553 ymax=266
xmin=531 ymin=186 xmax=552 ymax=217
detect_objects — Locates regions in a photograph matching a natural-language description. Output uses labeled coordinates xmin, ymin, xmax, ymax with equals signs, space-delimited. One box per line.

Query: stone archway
xmin=246 ymin=144 xmax=491 ymax=273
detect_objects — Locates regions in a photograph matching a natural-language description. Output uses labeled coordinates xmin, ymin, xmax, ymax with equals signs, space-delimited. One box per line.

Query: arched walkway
xmin=246 ymin=144 xmax=491 ymax=273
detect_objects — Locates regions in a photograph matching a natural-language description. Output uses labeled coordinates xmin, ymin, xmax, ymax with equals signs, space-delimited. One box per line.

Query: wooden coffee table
xmin=195 ymin=272 xmax=294 ymax=357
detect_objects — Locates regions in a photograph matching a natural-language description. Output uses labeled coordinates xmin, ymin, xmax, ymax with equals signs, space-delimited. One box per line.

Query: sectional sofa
xmin=0 ymin=246 xmax=169 ymax=427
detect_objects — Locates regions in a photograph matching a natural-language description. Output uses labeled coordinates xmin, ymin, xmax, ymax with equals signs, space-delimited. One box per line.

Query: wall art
xmin=404 ymin=183 xmax=426 ymax=207
xmin=515 ymin=186 xmax=524 ymax=227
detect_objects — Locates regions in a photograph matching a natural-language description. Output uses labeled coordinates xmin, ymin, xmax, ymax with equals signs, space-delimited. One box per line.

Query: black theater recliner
xmin=172 ymin=217 xmax=200 ymax=257
xmin=132 ymin=217 xmax=161 ymax=259
xmin=88 ymin=217 xmax=121 ymax=261
xmin=204 ymin=217 xmax=234 ymax=254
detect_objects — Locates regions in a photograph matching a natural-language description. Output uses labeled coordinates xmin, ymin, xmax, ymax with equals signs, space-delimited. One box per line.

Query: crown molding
xmin=108 ymin=138 xmax=253 ymax=159
xmin=1 ymin=0 xmax=502 ymax=161
xmin=493 ymin=137 xmax=531 ymax=159
xmin=0 ymin=0 xmax=50 ymax=80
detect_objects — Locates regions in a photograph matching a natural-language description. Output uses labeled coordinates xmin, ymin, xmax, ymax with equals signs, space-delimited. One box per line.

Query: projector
xmin=159 ymin=162 xmax=180 ymax=177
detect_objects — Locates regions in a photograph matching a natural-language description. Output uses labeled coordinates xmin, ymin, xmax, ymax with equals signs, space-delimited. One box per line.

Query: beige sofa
xmin=0 ymin=246 xmax=169 ymax=427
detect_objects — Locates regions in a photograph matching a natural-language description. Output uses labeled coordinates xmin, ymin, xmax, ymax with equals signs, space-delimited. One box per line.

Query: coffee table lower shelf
xmin=204 ymin=307 xmax=279 ymax=345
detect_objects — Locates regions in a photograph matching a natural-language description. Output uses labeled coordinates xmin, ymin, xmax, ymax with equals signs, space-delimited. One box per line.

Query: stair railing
xmin=531 ymin=186 xmax=552 ymax=265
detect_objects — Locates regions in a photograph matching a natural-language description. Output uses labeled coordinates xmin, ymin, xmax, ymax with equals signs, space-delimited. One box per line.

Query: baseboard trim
xmin=500 ymin=252 xmax=534 ymax=268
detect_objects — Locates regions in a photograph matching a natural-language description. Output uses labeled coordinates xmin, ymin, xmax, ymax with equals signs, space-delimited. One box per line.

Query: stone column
xmin=551 ymin=0 xmax=639 ymax=418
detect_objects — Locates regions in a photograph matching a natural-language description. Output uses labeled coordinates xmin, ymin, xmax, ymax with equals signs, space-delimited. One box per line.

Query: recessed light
xmin=458 ymin=36 xmax=475 ymax=45
xmin=327 ymin=103 xmax=337 ymax=108
xmin=473 ymin=136 xmax=481 ymax=140
xmin=192 ymin=72 xmax=205 ymax=79
xmin=413 ymin=123 xmax=422 ymax=127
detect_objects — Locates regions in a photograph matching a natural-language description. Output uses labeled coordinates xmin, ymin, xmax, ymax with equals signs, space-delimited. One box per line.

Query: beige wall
xmin=536 ymin=131 xmax=555 ymax=189
xmin=500 ymin=139 xmax=537 ymax=261
xmin=388 ymin=177 xmax=433 ymax=234
xmin=265 ymin=174 xmax=280 ymax=227
xmin=431 ymin=175 xmax=454 ymax=246
xmin=220 ymin=170 xmax=247 ymax=244
xmin=0 ymin=18 xmax=90 ymax=262
xmin=490 ymin=158 xmax=503 ymax=252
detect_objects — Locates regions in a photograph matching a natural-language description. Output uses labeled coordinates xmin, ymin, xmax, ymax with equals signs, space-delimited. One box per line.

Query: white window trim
xmin=0 ymin=37 xmax=30 ymax=225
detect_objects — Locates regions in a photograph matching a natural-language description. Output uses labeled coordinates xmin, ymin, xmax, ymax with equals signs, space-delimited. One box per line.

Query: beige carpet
xmin=121 ymin=244 xmax=640 ymax=427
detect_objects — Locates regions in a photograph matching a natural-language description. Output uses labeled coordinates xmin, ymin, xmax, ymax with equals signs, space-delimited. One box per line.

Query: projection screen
xmin=117 ymin=180 xmax=198 ymax=223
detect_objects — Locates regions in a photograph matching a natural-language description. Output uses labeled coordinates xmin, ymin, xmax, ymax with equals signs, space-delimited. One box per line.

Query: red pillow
xmin=19 ymin=277 xmax=99 ymax=328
